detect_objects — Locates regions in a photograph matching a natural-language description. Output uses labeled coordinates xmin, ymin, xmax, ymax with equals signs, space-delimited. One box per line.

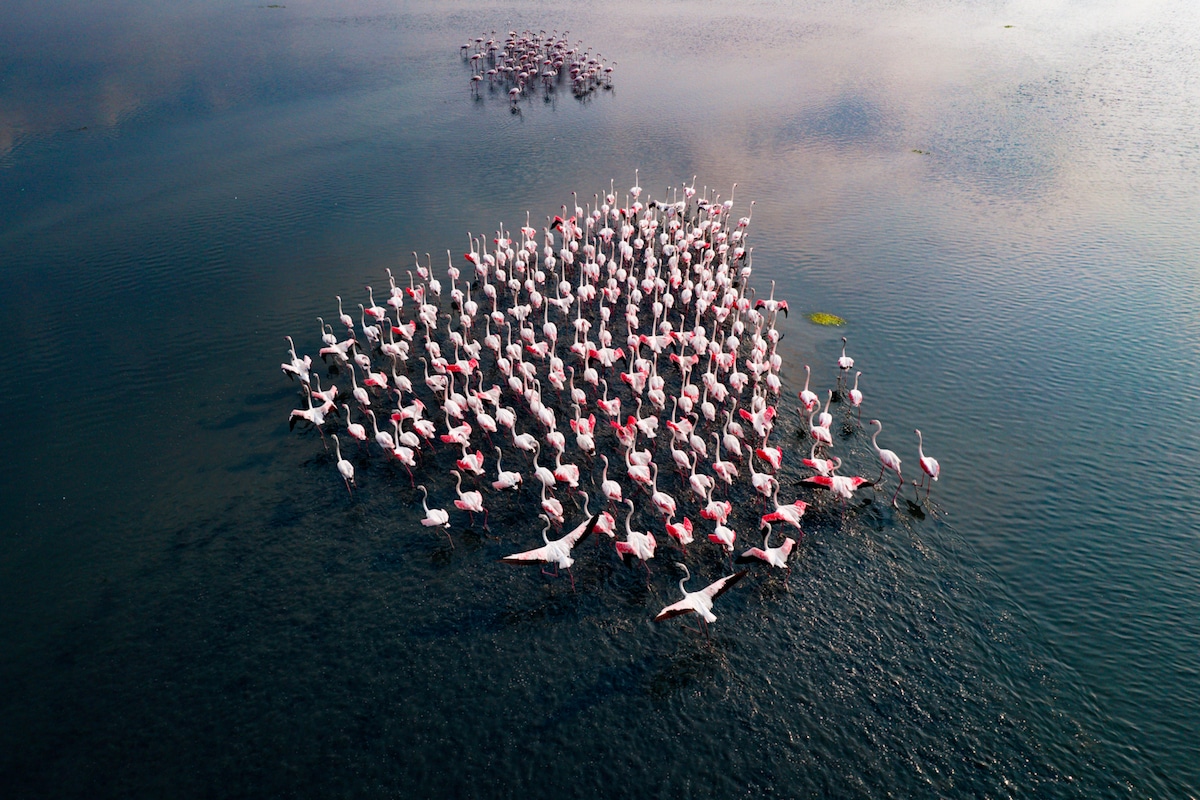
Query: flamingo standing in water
xmin=331 ymin=434 xmax=354 ymax=494
xmin=615 ymin=499 xmax=656 ymax=574
xmin=708 ymin=520 xmax=737 ymax=554
xmin=577 ymin=491 xmax=616 ymax=538
xmin=870 ymin=419 xmax=904 ymax=506
xmin=501 ymin=513 xmax=600 ymax=591
xmin=649 ymin=463 xmax=678 ymax=521
xmin=598 ymin=454 xmax=623 ymax=505
xmin=492 ymin=446 xmax=522 ymax=490
xmin=654 ymin=562 xmax=747 ymax=637
xmin=418 ymin=484 xmax=454 ymax=548
xmin=540 ymin=480 xmax=565 ymax=524
xmin=915 ymin=428 xmax=940 ymax=497
xmin=799 ymin=364 xmax=819 ymax=413
xmin=848 ymin=371 xmax=863 ymax=418
xmin=837 ymin=336 xmax=854 ymax=390
xmin=451 ymin=469 xmax=488 ymax=528
xmin=665 ymin=517 xmax=694 ymax=548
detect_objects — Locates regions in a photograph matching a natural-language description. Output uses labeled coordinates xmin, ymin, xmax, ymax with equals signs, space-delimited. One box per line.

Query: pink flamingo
xmin=802 ymin=443 xmax=840 ymax=476
xmin=870 ymin=419 xmax=904 ymax=506
xmin=649 ymin=463 xmax=678 ymax=521
xmin=915 ymin=429 xmax=940 ymax=496
xmin=418 ymin=484 xmax=453 ymax=548
xmin=598 ymin=455 xmax=623 ymax=504
xmin=451 ymin=470 xmax=488 ymax=528
xmin=331 ymin=435 xmax=354 ymax=495
xmin=848 ymin=371 xmax=863 ymax=417
xmin=666 ymin=517 xmax=694 ymax=548
xmin=736 ymin=521 xmax=795 ymax=571
xmin=615 ymin=499 xmax=656 ymax=574
xmin=492 ymin=446 xmax=522 ymax=490
xmin=761 ymin=487 xmax=807 ymax=532
xmin=799 ymin=364 xmax=819 ymax=413
xmin=803 ymin=473 xmax=873 ymax=501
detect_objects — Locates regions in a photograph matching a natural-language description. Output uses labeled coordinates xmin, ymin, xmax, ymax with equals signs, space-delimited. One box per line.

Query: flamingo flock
xmin=462 ymin=29 xmax=615 ymax=105
xmin=281 ymin=174 xmax=942 ymax=631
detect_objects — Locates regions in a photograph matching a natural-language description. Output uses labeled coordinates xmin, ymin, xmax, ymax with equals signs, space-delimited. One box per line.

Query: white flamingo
xmin=654 ymin=562 xmax=747 ymax=635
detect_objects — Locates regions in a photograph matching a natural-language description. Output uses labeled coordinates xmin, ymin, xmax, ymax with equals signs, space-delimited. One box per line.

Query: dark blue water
xmin=3 ymin=1 xmax=1198 ymax=796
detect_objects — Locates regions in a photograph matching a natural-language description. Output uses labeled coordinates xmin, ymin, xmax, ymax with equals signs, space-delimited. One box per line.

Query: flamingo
xmin=665 ymin=517 xmax=694 ymax=547
xmin=654 ymin=562 xmax=747 ymax=635
xmin=736 ymin=522 xmax=795 ymax=570
xmin=456 ymin=446 xmax=486 ymax=476
xmin=848 ymin=371 xmax=863 ymax=417
xmin=626 ymin=446 xmax=652 ymax=486
xmin=281 ymin=336 xmax=313 ymax=386
xmin=531 ymin=443 xmax=557 ymax=489
xmin=803 ymin=473 xmax=873 ymax=501
xmin=615 ymin=499 xmax=656 ymax=572
xmin=366 ymin=409 xmax=395 ymax=453
xmin=915 ymin=428 xmax=940 ymax=496
xmin=755 ymin=426 xmax=782 ymax=471
xmin=492 ymin=446 xmax=522 ymax=490
xmin=598 ymin=454 xmax=623 ymax=504
xmin=808 ymin=404 xmax=832 ymax=449
xmin=553 ymin=450 xmax=581 ymax=488
xmin=761 ymin=487 xmax=807 ymax=531
xmin=802 ymin=443 xmax=841 ymax=476
xmin=747 ymin=453 xmax=777 ymax=499
xmin=649 ymin=463 xmax=678 ymax=521
xmin=540 ymin=480 xmax=564 ymax=524
xmin=347 ymin=364 xmax=371 ymax=407
xmin=707 ymin=522 xmax=737 ymax=554
xmin=417 ymin=484 xmax=453 ymax=548
xmin=837 ymin=336 xmax=854 ymax=385
xmin=870 ymin=419 xmax=904 ymax=506
xmin=451 ymin=470 xmax=488 ymax=528
xmin=577 ymin=491 xmax=616 ymax=537
xmin=799 ymin=364 xmax=818 ymax=413
xmin=710 ymin=433 xmax=738 ymax=486
xmin=331 ymin=434 xmax=354 ymax=494
xmin=816 ymin=390 xmax=834 ymax=431
xmin=501 ymin=513 xmax=600 ymax=590
xmin=342 ymin=404 xmax=368 ymax=444
xmin=335 ymin=295 xmax=354 ymax=330
xmin=688 ymin=453 xmax=715 ymax=499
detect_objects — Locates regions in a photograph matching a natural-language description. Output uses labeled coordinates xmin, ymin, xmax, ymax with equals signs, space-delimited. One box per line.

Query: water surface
xmin=2 ymin=1 xmax=1198 ymax=796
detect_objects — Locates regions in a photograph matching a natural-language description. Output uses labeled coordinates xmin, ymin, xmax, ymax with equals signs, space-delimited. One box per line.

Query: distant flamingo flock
xmin=462 ymin=29 xmax=615 ymax=105
xmin=282 ymin=175 xmax=939 ymax=631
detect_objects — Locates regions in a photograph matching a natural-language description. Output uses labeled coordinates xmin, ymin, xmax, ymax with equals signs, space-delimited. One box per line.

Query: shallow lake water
xmin=2 ymin=1 xmax=1198 ymax=796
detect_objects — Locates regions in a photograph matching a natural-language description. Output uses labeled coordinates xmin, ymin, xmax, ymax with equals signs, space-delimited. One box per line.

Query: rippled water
xmin=3 ymin=0 xmax=1199 ymax=796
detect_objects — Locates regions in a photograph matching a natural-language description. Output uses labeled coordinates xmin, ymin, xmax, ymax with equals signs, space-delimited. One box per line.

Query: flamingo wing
xmin=500 ymin=546 xmax=552 ymax=564
xmin=653 ymin=599 xmax=697 ymax=622
xmin=563 ymin=513 xmax=601 ymax=548
xmin=704 ymin=570 xmax=749 ymax=600
xmin=736 ymin=548 xmax=769 ymax=564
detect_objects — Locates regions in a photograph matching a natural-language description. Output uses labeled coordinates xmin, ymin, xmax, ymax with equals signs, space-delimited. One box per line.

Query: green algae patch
xmin=807 ymin=312 xmax=846 ymax=327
